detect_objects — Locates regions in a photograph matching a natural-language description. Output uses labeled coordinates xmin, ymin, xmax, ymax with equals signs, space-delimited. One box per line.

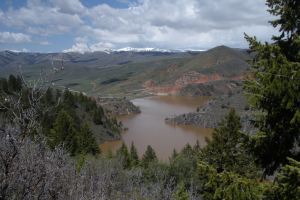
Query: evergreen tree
xmin=93 ymin=107 xmax=104 ymax=125
xmin=130 ymin=142 xmax=139 ymax=166
xmin=50 ymin=109 xmax=78 ymax=155
xmin=169 ymin=148 xmax=198 ymax=186
xmin=63 ymin=89 xmax=75 ymax=107
xmin=181 ymin=143 xmax=193 ymax=156
xmin=245 ymin=0 xmax=300 ymax=175
xmin=85 ymin=99 xmax=97 ymax=112
xmin=141 ymin=145 xmax=157 ymax=168
xmin=174 ymin=182 xmax=189 ymax=200
xmin=77 ymin=124 xmax=100 ymax=155
xmin=171 ymin=149 xmax=178 ymax=160
xmin=263 ymin=158 xmax=300 ymax=200
xmin=7 ymin=75 xmax=22 ymax=92
xmin=117 ymin=143 xmax=131 ymax=169
xmin=193 ymin=140 xmax=201 ymax=152
xmin=8 ymin=75 xmax=17 ymax=92
xmin=198 ymin=161 xmax=267 ymax=200
xmin=0 ymin=78 xmax=9 ymax=93
xmin=200 ymin=109 xmax=260 ymax=178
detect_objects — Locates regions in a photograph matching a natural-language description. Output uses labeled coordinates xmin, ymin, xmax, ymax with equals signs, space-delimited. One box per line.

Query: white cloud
xmin=49 ymin=0 xmax=86 ymax=14
xmin=0 ymin=32 xmax=31 ymax=43
xmin=63 ymin=37 xmax=115 ymax=53
xmin=0 ymin=0 xmax=278 ymax=51
xmin=81 ymin=0 xmax=276 ymax=49
xmin=9 ymin=48 xmax=29 ymax=53
xmin=1 ymin=1 xmax=83 ymax=36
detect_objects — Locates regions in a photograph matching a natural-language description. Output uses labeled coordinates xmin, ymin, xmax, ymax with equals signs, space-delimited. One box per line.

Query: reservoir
xmin=100 ymin=96 xmax=213 ymax=161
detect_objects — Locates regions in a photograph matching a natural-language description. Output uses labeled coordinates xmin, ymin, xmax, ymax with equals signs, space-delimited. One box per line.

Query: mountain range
xmin=0 ymin=45 xmax=251 ymax=98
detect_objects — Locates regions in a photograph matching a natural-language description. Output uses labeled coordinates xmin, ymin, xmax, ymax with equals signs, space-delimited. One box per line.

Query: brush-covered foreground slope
xmin=0 ymin=46 xmax=250 ymax=97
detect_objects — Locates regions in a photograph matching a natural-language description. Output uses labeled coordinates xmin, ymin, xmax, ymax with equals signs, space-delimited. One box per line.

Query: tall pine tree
xmin=141 ymin=145 xmax=157 ymax=168
xmin=117 ymin=143 xmax=131 ymax=169
xmin=49 ymin=109 xmax=78 ymax=155
xmin=200 ymin=109 xmax=260 ymax=178
xmin=77 ymin=124 xmax=100 ymax=155
xmin=245 ymin=0 xmax=300 ymax=175
xmin=130 ymin=142 xmax=139 ymax=167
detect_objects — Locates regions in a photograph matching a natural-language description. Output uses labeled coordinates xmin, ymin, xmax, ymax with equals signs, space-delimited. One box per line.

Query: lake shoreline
xmin=100 ymin=95 xmax=212 ymax=160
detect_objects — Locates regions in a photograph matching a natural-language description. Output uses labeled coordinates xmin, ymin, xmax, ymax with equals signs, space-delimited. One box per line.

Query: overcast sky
xmin=0 ymin=0 xmax=277 ymax=53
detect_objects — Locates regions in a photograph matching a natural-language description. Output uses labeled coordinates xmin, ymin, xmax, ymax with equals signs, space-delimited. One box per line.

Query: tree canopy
xmin=245 ymin=0 xmax=300 ymax=175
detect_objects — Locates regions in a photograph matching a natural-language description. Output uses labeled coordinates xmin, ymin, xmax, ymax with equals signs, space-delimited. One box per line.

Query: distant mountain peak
xmin=208 ymin=45 xmax=232 ymax=51
xmin=114 ymin=47 xmax=179 ymax=53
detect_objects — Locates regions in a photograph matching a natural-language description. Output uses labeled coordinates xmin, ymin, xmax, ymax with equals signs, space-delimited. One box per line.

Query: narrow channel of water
xmin=100 ymin=96 xmax=213 ymax=161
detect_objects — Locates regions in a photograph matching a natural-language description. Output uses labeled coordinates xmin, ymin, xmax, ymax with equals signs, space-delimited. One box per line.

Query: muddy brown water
xmin=100 ymin=96 xmax=213 ymax=161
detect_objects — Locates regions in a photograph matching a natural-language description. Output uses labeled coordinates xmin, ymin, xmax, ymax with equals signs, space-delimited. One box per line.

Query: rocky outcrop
xmin=96 ymin=97 xmax=140 ymax=116
xmin=143 ymin=71 xmax=244 ymax=96
xmin=165 ymin=91 xmax=256 ymax=134
xmin=179 ymin=80 xmax=243 ymax=96
xmin=175 ymin=71 xmax=222 ymax=86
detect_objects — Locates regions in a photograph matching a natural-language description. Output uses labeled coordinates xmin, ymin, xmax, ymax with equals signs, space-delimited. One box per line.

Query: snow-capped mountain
xmin=114 ymin=47 xmax=180 ymax=53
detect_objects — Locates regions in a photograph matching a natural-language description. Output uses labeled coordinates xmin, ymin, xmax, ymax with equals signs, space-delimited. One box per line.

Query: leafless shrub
xmin=0 ymin=128 xmax=76 ymax=200
xmin=0 ymin=128 xmax=180 ymax=200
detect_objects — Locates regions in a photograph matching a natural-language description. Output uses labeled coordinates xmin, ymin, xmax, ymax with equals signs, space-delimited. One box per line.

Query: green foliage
xmin=93 ymin=107 xmax=104 ymax=125
xmin=266 ymin=0 xmax=300 ymax=62
xmin=130 ymin=142 xmax=139 ymax=167
xmin=174 ymin=182 xmax=189 ymax=200
xmin=0 ymin=75 xmax=22 ymax=94
xmin=169 ymin=143 xmax=199 ymax=185
xmin=117 ymin=143 xmax=131 ymax=169
xmin=75 ymin=154 xmax=87 ymax=172
xmin=198 ymin=161 xmax=267 ymax=200
xmin=141 ymin=145 xmax=157 ymax=168
xmin=8 ymin=74 xmax=22 ymax=92
xmin=77 ymin=124 xmax=100 ymax=155
xmin=245 ymin=0 xmax=300 ymax=175
xmin=49 ymin=110 xmax=100 ymax=156
xmin=200 ymin=109 xmax=260 ymax=178
xmin=49 ymin=109 xmax=79 ymax=155
xmin=171 ymin=149 xmax=178 ymax=160
xmin=141 ymin=161 xmax=169 ymax=183
xmin=194 ymin=140 xmax=201 ymax=152
xmin=44 ymin=88 xmax=54 ymax=105
xmin=263 ymin=158 xmax=300 ymax=200
xmin=0 ymin=78 xmax=9 ymax=93
xmin=63 ymin=89 xmax=75 ymax=107
xmin=38 ymin=89 xmax=120 ymax=156
xmin=84 ymin=98 xmax=97 ymax=112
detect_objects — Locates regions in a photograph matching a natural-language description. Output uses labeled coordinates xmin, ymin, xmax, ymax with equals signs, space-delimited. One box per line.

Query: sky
xmin=0 ymin=0 xmax=277 ymax=53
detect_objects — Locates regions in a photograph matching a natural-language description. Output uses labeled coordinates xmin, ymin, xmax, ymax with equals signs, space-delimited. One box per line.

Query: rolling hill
xmin=0 ymin=46 xmax=251 ymax=97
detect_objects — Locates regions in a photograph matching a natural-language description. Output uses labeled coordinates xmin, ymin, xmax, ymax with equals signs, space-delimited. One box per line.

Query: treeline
xmin=0 ymin=74 xmax=121 ymax=156
xmin=111 ymin=109 xmax=299 ymax=199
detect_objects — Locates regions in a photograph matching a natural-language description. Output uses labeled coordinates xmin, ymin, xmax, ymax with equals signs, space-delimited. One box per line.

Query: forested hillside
xmin=0 ymin=75 xmax=121 ymax=156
